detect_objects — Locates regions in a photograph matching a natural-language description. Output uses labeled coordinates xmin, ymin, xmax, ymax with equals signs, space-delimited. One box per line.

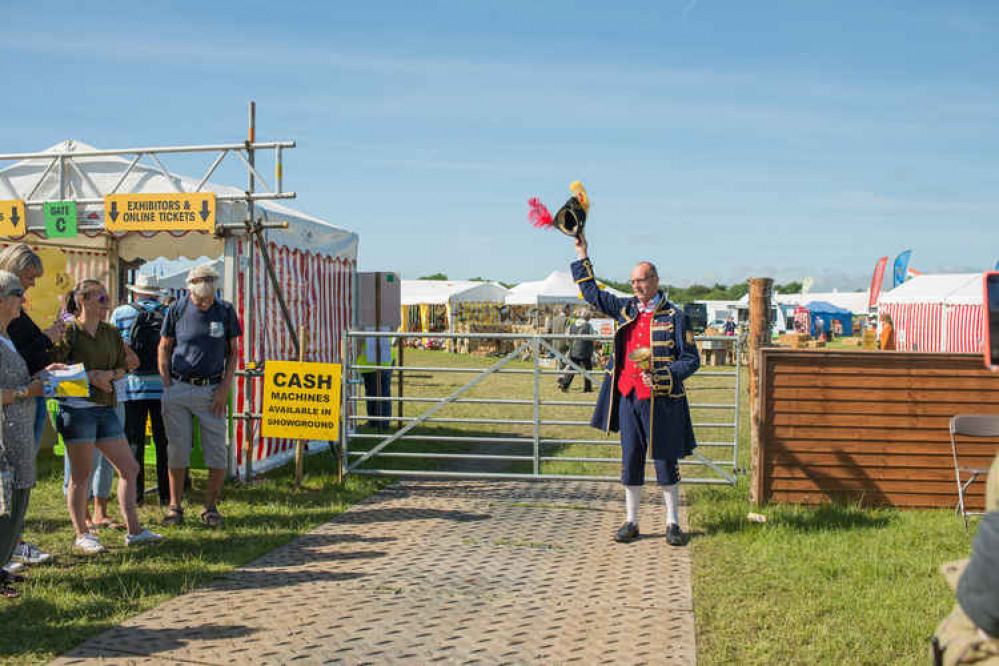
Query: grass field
xmin=3 ymin=346 xmax=979 ymax=664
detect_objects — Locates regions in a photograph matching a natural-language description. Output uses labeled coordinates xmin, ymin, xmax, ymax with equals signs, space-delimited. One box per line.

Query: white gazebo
xmin=505 ymin=270 xmax=626 ymax=306
xmin=401 ymin=279 xmax=509 ymax=340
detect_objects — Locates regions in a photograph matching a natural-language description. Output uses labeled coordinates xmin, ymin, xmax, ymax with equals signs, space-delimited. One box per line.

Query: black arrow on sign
xmin=200 ymin=200 xmax=210 ymax=222
xmin=10 ymin=206 xmax=20 ymax=228
xmin=109 ymin=201 xmax=119 ymax=222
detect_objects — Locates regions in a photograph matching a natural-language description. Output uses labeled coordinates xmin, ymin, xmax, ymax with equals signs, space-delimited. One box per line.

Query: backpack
xmin=128 ymin=304 xmax=165 ymax=374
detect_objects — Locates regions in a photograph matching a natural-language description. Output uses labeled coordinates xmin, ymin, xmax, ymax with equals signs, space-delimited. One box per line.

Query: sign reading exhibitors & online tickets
xmin=261 ymin=361 xmax=342 ymax=441
xmin=104 ymin=193 xmax=216 ymax=232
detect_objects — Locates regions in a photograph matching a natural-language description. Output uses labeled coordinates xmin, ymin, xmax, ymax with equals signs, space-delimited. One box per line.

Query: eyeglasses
xmin=630 ymin=277 xmax=654 ymax=285
xmin=85 ymin=293 xmax=108 ymax=304
xmin=189 ymin=276 xmax=215 ymax=284
xmin=2 ymin=288 xmax=25 ymax=298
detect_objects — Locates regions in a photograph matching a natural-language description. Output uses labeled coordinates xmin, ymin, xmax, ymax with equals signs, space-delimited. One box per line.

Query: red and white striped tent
xmin=0 ymin=140 xmax=358 ymax=474
xmin=878 ymin=273 xmax=985 ymax=353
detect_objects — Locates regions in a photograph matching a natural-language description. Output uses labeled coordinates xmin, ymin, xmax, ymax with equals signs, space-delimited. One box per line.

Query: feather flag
xmin=868 ymin=256 xmax=888 ymax=311
xmin=892 ymin=250 xmax=912 ymax=288
xmin=527 ymin=198 xmax=553 ymax=229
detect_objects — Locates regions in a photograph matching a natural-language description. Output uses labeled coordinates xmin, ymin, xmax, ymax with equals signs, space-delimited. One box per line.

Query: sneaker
xmin=13 ymin=542 xmax=53 ymax=565
xmin=74 ymin=533 xmax=106 ymax=554
xmin=125 ymin=529 xmax=163 ymax=546
xmin=665 ymin=523 xmax=685 ymax=547
xmin=614 ymin=521 xmax=640 ymax=543
xmin=2 ymin=561 xmax=24 ymax=575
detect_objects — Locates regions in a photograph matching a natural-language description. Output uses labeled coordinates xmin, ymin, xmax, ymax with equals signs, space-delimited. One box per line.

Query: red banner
xmin=868 ymin=256 xmax=888 ymax=311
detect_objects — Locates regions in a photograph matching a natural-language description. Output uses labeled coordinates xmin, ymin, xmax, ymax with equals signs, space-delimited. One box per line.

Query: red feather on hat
xmin=527 ymin=198 xmax=553 ymax=229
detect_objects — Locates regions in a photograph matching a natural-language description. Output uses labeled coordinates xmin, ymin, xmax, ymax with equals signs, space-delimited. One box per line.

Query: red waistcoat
xmin=617 ymin=311 xmax=653 ymax=400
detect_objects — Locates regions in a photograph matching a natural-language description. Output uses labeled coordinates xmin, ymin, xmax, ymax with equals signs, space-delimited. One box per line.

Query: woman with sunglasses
xmin=0 ymin=271 xmax=48 ymax=597
xmin=0 ymin=244 xmax=62 ymax=571
xmin=52 ymin=280 xmax=162 ymax=553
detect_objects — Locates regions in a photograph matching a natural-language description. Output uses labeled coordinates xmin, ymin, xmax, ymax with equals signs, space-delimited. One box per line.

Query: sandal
xmin=90 ymin=520 xmax=126 ymax=532
xmin=200 ymin=507 xmax=224 ymax=529
xmin=161 ymin=506 xmax=184 ymax=527
xmin=1 ymin=584 xmax=18 ymax=599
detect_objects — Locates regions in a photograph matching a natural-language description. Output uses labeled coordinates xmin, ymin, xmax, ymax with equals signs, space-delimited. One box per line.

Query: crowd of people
xmin=0 ymin=244 xmax=242 ymax=598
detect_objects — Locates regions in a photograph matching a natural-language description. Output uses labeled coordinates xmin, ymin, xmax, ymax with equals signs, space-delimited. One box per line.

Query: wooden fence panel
xmin=754 ymin=350 xmax=999 ymax=509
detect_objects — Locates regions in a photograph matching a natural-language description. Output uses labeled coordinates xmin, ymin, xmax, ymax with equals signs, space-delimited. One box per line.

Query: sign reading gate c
xmin=104 ymin=192 xmax=216 ymax=232
xmin=261 ymin=360 xmax=342 ymax=441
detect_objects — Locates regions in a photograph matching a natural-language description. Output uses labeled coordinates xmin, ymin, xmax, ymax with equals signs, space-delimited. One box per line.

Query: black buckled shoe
xmin=666 ymin=522 xmax=684 ymax=547
xmin=614 ymin=522 xmax=640 ymax=543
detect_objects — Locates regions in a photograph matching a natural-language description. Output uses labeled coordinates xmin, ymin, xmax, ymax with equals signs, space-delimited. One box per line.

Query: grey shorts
xmin=161 ymin=381 xmax=228 ymax=470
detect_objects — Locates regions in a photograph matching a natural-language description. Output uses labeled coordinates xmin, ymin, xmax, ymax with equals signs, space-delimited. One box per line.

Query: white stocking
xmin=625 ymin=485 xmax=642 ymax=524
xmin=662 ymin=484 xmax=679 ymax=526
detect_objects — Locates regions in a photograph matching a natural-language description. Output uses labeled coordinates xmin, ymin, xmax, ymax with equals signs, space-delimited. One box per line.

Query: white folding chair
xmin=949 ymin=414 xmax=999 ymax=530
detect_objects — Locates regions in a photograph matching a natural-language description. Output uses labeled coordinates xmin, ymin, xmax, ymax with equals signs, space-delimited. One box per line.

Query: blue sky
xmin=2 ymin=1 xmax=996 ymax=290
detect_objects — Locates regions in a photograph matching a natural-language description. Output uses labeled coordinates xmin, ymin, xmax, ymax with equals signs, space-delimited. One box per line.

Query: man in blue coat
xmin=571 ymin=231 xmax=700 ymax=546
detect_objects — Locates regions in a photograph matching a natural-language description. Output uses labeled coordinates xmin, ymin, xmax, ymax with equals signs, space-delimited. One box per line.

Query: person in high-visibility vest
xmin=356 ymin=328 xmax=397 ymax=432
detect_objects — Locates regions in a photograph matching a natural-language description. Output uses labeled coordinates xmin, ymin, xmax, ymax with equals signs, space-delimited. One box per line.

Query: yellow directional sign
xmin=261 ymin=360 xmax=342 ymax=441
xmin=0 ymin=199 xmax=27 ymax=237
xmin=104 ymin=193 xmax=216 ymax=232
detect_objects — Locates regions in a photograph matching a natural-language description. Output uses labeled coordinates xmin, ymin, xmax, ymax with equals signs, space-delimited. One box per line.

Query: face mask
xmin=189 ymin=281 xmax=214 ymax=300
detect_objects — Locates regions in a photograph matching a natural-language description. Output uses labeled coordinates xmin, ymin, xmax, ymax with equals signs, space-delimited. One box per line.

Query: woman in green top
xmin=52 ymin=280 xmax=162 ymax=553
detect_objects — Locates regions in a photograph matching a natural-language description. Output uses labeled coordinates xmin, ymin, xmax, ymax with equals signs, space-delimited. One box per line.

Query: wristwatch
xmin=13 ymin=386 xmax=30 ymax=401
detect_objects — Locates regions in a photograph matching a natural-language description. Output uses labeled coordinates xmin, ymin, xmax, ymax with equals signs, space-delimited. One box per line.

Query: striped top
xmin=110 ymin=299 xmax=166 ymax=402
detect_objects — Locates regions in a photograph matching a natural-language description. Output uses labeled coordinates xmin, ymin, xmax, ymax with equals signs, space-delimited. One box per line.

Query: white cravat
xmin=636 ymin=293 xmax=662 ymax=314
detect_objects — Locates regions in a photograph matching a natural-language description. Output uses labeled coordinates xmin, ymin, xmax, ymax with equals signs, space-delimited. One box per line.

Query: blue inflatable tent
xmin=804 ymin=300 xmax=853 ymax=337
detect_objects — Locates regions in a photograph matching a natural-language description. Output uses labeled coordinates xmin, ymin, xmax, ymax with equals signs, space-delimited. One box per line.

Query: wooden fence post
xmin=747 ymin=277 xmax=773 ymax=504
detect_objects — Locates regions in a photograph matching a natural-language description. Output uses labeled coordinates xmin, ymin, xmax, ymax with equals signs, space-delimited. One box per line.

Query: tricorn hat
xmin=553 ymin=196 xmax=587 ymax=238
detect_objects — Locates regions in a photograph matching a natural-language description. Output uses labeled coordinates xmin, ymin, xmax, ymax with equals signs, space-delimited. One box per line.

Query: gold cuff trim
xmin=575 ymin=258 xmax=595 ymax=282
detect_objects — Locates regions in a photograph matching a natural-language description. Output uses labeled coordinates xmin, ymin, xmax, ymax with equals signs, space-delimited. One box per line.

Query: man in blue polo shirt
xmin=158 ymin=264 xmax=242 ymax=528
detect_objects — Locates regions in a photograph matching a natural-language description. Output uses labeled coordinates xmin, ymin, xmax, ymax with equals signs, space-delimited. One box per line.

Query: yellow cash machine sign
xmin=104 ymin=193 xmax=216 ymax=232
xmin=261 ymin=361 xmax=342 ymax=440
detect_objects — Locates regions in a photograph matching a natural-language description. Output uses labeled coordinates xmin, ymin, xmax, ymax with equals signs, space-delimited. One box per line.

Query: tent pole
xmin=243 ymin=101 xmax=256 ymax=483
xmin=223 ymin=234 xmax=239 ymax=478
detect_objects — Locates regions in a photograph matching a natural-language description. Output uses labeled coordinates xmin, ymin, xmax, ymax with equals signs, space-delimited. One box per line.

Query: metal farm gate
xmin=340 ymin=330 xmax=742 ymax=485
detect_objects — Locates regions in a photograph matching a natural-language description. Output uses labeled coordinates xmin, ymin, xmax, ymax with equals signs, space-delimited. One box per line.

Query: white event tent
xmin=0 ymin=139 xmax=358 ymax=474
xmin=401 ymin=279 xmax=509 ymax=337
xmin=505 ymin=270 xmax=627 ymax=306
xmin=878 ymin=273 xmax=984 ymax=352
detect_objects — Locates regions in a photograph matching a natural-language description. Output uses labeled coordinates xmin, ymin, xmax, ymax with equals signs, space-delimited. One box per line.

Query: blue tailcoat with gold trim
xmin=571 ymin=257 xmax=700 ymax=460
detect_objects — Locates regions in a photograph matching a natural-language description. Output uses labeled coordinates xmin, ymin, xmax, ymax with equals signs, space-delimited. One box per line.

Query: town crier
xmin=570 ymin=230 xmax=700 ymax=546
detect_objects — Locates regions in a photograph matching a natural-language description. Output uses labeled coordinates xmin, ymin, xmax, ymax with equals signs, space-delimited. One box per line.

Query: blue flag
xmin=892 ymin=250 xmax=912 ymax=288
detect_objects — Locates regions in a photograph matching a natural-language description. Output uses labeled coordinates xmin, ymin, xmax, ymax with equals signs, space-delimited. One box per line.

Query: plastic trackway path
xmin=52 ymin=479 xmax=697 ymax=665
